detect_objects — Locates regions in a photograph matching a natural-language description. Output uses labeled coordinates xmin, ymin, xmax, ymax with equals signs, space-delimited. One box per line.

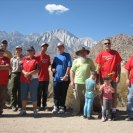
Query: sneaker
xmin=87 ymin=116 xmax=95 ymax=120
xmin=108 ymin=118 xmax=112 ymax=121
xmin=52 ymin=106 xmax=58 ymax=114
xmin=36 ymin=107 xmax=41 ymax=112
xmin=19 ymin=109 xmax=26 ymax=116
xmin=58 ymin=107 xmax=65 ymax=114
xmin=101 ymin=117 xmax=106 ymax=122
xmin=83 ymin=115 xmax=87 ymax=119
xmin=12 ymin=106 xmax=18 ymax=112
xmin=33 ymin=110 xmax=38 ymax=118
xmin=97 ymin=113 xmax=102 ymax=119
xmin=125 ymin=117 xmax=133 ymax=121
xmin=18 ymin=108 xmax=22 ymax=111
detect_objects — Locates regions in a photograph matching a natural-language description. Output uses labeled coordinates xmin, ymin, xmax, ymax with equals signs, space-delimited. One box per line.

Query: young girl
xmin=100 ymin=76 xmax=115 ymax=122
xmin=83 ymin=71 xmax=97 ymax=119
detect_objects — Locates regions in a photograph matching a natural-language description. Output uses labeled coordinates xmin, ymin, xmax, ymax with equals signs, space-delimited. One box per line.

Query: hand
xmin=70 ymin=81 xmax=75 ymax=89
xmin=24 ymin=72 xmax=31 ymax=79
xmin=94 ymin=88 xmax=97 ymax=92
xmin=116 ymin=76 xmax=120 ymax=83
xmin=126 ymin=79 xmax=131 ymax=86
xmin=108 ymin=85 xmax=112 ymax=92
xmin=51 ymin=68 xmax=56 ymax=73
xmin=61 ymin=75 xmax=68 ymax=81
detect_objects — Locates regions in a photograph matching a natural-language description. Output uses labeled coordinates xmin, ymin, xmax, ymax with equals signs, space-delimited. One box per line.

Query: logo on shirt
xmin=42 ymin=59 xmax=48 ymax=64
xmin=102 ymin=55 xmax=113 ymax=61
xmin=26 ymin=60 xmax=30 ymax=63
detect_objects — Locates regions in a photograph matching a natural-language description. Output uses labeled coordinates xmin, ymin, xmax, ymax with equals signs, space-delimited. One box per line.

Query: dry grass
xmin=117 ymin=73 xmax=128 ymax=106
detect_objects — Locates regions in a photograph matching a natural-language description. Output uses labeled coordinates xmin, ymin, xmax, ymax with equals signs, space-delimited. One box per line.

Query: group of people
xmin=0 ymin=38 xmax=133 ymax=121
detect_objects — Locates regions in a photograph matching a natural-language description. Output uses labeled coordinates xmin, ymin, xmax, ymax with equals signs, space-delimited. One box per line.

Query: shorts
xmin=21 ymin=79 xmax=39 ymax=102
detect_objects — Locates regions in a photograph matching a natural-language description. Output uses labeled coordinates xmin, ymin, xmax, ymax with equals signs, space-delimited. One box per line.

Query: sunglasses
xmin=104 ymin=43 xmax=111 ymax=45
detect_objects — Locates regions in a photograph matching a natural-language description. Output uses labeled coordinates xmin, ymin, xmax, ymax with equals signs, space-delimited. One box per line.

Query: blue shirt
xmin=85 ymin=78 xmax=96 ymax=98
xmin=52 ymin=52 xmax=72 ymax=82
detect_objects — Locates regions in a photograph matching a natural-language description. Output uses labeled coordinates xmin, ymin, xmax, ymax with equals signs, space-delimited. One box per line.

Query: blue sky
xmin=0 ymin=0 xmax=133 ymax=41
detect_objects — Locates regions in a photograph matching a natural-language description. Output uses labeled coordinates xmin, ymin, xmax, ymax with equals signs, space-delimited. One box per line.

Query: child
xmin=83 ymin=71 xmax=97 ymax=119
xmin=99 ymin=76 xmax=115 ymax=122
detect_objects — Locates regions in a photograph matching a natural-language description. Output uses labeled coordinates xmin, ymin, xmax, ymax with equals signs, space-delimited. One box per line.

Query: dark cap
xmin=1 ymin=40 xmax=8 ymax=45
xmin=27 ymin=46 xmax=35 ymax=51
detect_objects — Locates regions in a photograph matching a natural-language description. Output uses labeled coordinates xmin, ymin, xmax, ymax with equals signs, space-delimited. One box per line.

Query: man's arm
xmin=0 ymin=64 xmax=10 ymax=70
xmin=96 ymin=64 xmax=101 ymax=84
xmin=126 ymin=69 xmax=130 ymax=86
xmin=61 ymin=67 xmax=71 ymax=81
xmin=116 ymin=63 xmax=121 ymax=83
xmin=70 ymin=70 xmax=75 ymax=89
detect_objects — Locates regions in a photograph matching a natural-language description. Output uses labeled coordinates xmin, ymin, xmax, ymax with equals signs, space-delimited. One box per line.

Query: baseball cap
xmin=57 ymin=42 xmax=64 ymax=47
xmin=1 ymin=40 xmax=8 ymax=45
xmin=27 ymin=46 xmax=35 ymax=51
xmin=16 ymin=45 xmax=22 ymax=50
xmin=41 ymin=43 xmax=49 ymax=47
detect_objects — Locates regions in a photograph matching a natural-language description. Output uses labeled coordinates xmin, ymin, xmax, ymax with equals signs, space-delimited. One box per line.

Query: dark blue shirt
xmin=52 ymin=52 xmax=72 ymax=82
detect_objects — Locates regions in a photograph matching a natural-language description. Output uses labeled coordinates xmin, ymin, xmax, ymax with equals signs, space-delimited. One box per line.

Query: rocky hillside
xmin=89 ymin=34 xmax=133 ymax=61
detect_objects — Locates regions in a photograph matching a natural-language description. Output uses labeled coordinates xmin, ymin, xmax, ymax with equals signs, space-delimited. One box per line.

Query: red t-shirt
xmin=96 ymin=50 xmax=122 ymax=80
xmin=0 ymin=56 xmax=10 ymax=85
xmin=36 ymin=54 xmax=51 ymax=81
xmin=20 ymin=56 xmax=39 ymax=83
xmin=125 ymin=56 xmax=133 ymax=83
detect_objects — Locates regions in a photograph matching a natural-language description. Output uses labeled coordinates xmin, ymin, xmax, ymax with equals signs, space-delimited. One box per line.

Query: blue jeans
xmin=102 ymin=99 xmax=112 ymax=119
xmin=21 ymin=79 xmax=39 ymax=102
xmin=127 ymin=84 xmax=133 ymax=118
xmin=83 ymin=97 xmax=94 ymax=117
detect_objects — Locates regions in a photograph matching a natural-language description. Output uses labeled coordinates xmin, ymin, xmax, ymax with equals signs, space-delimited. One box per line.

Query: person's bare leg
xmin=19 ymin=100 xmax=27 ymax=116
xmin=22 ymin=100 xmax=27 ymax=110
xmin=33 ymin=102 xmax=37 ymax=110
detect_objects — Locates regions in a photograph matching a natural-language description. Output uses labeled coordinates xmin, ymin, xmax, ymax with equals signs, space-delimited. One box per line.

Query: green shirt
xmin=71 ymin=58 xmax=95 ymax=84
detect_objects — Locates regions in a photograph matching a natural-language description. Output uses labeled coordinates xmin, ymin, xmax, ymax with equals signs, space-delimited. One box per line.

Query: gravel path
xmin=0 ymin=106 xmax=132 ymax=133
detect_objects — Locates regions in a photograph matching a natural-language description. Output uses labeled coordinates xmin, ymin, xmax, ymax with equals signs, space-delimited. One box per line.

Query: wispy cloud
xmin=45 ymin=4 xmax=69 ymax=14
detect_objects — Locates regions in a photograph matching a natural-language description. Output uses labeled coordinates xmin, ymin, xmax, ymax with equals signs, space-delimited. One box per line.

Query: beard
xmin=79 ymin=57 xmax=87 ymax=64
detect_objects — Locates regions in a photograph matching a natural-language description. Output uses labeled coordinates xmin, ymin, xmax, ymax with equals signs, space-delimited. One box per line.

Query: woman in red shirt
xmin=20 ymin=46 xmax=39 ymax=117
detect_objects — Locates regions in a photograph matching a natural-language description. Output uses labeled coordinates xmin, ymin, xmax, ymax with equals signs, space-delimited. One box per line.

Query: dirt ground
xmin=0 ymin=102 xmax=133 ymax=133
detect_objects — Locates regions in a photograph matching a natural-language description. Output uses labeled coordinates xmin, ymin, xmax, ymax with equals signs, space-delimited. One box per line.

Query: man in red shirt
xmin=125 ymin=56 xmax=133 ymax=121
xmin=96 ymin=38 xmax=122 ymax=120
xmin=36 ymin=43 xmax=51 ymax=111
xmin=0 ymin=46 xmax=10 ymax=116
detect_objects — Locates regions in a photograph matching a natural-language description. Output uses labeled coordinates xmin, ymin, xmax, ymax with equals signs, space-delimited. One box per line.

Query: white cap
xmin=16 ymin=45 xmax=22 ymax=49
xmin=57 ymin=42 xmax=64 ymax=47
xmin=41 ymin=43 xmax=49 ymax=47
